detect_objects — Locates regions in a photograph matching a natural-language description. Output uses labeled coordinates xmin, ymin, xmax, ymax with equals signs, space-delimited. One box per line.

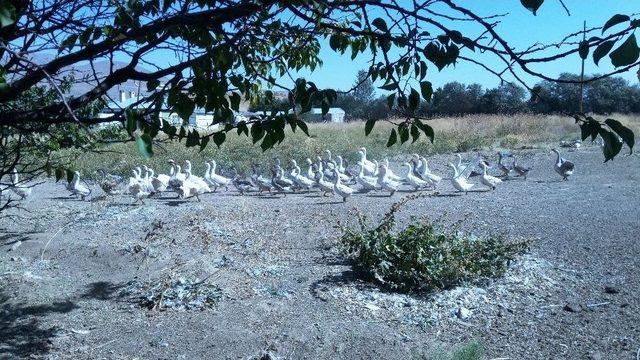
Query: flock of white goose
xmin=49 ymin=146 xmax=574 ymax=204
xmin=1 ymin=146 xmax=575 ymax=204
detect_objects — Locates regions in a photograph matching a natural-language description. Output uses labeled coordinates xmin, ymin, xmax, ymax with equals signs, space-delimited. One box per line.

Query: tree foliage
xmin=0 ymin=0 xmax=637 ymax=166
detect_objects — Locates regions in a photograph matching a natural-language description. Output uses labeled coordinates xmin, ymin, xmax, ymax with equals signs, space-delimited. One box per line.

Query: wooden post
xmin=579 ymin=21 xmax=586 ymax=113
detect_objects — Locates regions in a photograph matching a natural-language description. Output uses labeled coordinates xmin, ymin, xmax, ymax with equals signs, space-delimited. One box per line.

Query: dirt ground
xmin=1 ymin=146 xmax=639 ymax=359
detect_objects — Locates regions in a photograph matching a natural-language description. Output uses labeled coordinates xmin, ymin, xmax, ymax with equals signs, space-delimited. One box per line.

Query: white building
xmin=96 ymin=90 xmax=250 ymax=131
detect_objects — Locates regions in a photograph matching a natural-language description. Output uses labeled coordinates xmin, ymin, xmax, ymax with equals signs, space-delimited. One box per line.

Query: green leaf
xmin=520 ymin=0 xmax=544 ymax=15
xmin=599 ymin=128 xmax=623 ymax=162
xmin=410 ymin=124 xmax=420 ymax=143
xmin=124 ymin=108 xmax=138 ymax=135
xmin=213 ymin=132 xmax=226 ymax=148
xmin=260 ymin=133 xmax=274 ymax=151
xmin=365 ymin=119 xmax=376 ymax=136
xmin=379 ymin=82 xmax=397 ymax=91
xmin=602 ymin=14 xmax=630 ymax=34
xmin=386 ymin=129 xmax=397 ymax=147
xmin=59 ymin=34 xmax=77 ymax=53
xmin=146 ymin=79 xmax=160 ymax=92
xmin=408 ymin=88 xmax=420 ymax=112
xmin=329 ymin=34 xmax=341 ymax=51
xmin=420 ymin=81 xmax=433 ymax=102
xmin=605 ymin=118 xmax=634 ymax=154
xmin=386 ymin=93 xmax=396 ymax=109
xmin=0 ymin=0 xmax=16 ymax=28
xmin=236 ymin=121 xmax=249 ymax=136
xmin=229 ymin=92 xmax=241 ymax=111
xmin=185 ymin=130 xmax=200 ymax=147
xmin=297 ymin=119 xmax=309 ymax=136
xmin=199 ymin=135 xmax=209 ymax=151
xmin=593 ymin=40 xmax=616 ymax=65
xmin=372 ymin=18 xmax=388 ymax=32
xmin=580 ymin=120 xmax=600 ymax=141
xmin=175 ymin=93 xmax=195 ymax=120
xmin=414 ymin=120 xmax=434 ymax=143
xmin=399 ymin=125 xmax=409 ymax=144
xmin=251 ymin=123 xmax=265 ymax=144
xmin=135 ymin=134 xmax=153 ymax=158
xmin=578 ymin=40 xmax=589 ymax=60
xmin=609 ymin=34 xmax=640 ymax=67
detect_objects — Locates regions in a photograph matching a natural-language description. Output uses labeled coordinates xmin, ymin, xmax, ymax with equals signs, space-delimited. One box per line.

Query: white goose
xmin=272 ymin=167 xmax=293 ymax=192
xmin=332 ymin=169 xmax=354 ymax=202
xmin=356 ymin=164 xmax=378 ymax=191
xmin=183 ymin=161 xmax=210 ymax=194
xmin=181 ymin=171 xmax=209 ymax=200
xmin=209 ymin=160 xmax=232 ymax=191
xmin=419 ymin=157 xmax=442 ymax=188
xmin=69 ymin=171 xmax=91 ymax=200
xmin=127 ymin=169 xmax=149 ymax=204
xmin=141 ymin=166 xmax=156 ymax=195
xmin=377 ymin=163 xmax=401 ymax=196
xmin=305 ymin=158 xmax=315 ymax=180
xmin=411 ymin=154 xmax=424 ymax=176
xmin=551 ymin=149 xmax=575 ymax=180
xmin=403 ymin=162 xmax=428 ymax=191
xmin=449 ymin=163 xmax=474 ymax=194
xmin=479 ymin=161 xmax=502 ymax=190
xmin=357 ymin=149 xmax=377 ymax=176
xmin=9 ymin=169 xmax=33 ymax=200
xmin=315 ymin=169 xmax=334 ymax=196
xmin=383 ymin=159 xmax=404 ymax=183
xmin=151 ymin=164 xmax=171 ymax=192
xmin=291 ymin=164 xmax=315 ymax=191
xmin=335 ymin=156 xmax=346 ymax=174
xmin=168 ymin=160 xmax=186 ymax=190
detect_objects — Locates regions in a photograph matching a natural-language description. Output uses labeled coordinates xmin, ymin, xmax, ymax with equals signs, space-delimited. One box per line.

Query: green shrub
xmin=423 ymin=341 xmax=484 ymax=360
xmin=339 ymin=196 xmax=529 ymax=292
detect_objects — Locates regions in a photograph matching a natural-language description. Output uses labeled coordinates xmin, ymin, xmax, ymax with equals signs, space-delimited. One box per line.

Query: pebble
xmin=563 ymin=303 xmax=581 ymax=313
xmin=603 ymin=285 xmax=619 ymax=294
xmin=455 ymin=306 xmax=472 ymax=319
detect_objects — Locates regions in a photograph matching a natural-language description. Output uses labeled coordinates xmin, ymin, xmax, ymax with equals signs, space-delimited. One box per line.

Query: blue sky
xmin=294 ymin=1 xmax=639 ymax=91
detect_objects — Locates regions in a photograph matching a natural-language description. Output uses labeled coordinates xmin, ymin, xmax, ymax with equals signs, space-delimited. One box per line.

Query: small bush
xmin=339 ymin=196 xmax=529 ymax=292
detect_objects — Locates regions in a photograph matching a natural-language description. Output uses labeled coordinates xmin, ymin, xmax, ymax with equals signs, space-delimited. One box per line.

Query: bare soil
xmin=1 ymin=146 xmax=639 ymax=359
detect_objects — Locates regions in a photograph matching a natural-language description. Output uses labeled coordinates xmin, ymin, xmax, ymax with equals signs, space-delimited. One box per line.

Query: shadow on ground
xmin=0 ymin=288 xmax=78 ymax=358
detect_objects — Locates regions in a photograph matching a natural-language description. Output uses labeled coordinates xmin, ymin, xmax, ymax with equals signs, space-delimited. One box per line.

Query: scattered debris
xmin=9 ymin=240 xmax=22 ymax=251
xmin=126 ymin=276 xmax=222 ymax=310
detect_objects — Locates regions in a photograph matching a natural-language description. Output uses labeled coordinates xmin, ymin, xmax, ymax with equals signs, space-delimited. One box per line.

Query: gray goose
xmin=497 ymin=152 xmax=513 ymax=178
xmin=512 ymin=155 xmax=531 ymax=180
xmin=551 ymin=149 xmax=575 ymax=180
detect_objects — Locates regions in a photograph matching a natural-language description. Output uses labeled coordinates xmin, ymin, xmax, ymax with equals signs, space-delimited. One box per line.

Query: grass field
xmin=60 ymin=113 xmax=640 ymax=178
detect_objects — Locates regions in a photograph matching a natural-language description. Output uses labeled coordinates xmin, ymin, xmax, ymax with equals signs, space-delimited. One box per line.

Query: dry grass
xmin=60 ymin=113 xmax=639 ymax=178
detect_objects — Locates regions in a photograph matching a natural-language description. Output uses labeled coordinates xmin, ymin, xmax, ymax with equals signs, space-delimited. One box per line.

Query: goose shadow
xmin=106 ymin=202 xmax=140 ymax=208
xmin=163 ymin=200 xmax=192 ymax=207
xmin=312 ymin=200 xmax=348 ymax=205
xmin=46 ymin=196 xmax=80 ymax=201
xmin=365 ymin=194 xmax=395 ymax=198
xmin=433 ymin=193 xmax=464 ymax=197
xmin=254 ymin=195 xmax=283 ymax=200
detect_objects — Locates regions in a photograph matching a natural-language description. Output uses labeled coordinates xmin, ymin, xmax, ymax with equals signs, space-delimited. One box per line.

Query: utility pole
xmin=579 ymin=20 xmax=586 ymax=113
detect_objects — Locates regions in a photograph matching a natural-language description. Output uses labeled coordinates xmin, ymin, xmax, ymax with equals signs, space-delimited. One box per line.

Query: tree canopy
xmin=0 ymin=0 xmax=637 ymax=162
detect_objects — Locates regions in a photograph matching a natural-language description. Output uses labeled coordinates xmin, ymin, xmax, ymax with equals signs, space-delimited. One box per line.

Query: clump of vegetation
xmin=423 ymin=341 xmax=484 ymax=360
xmin=133 ymin=276 xmax=222 ymax=311
xmin=339 ymin=196 xmax=529 ymax=292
